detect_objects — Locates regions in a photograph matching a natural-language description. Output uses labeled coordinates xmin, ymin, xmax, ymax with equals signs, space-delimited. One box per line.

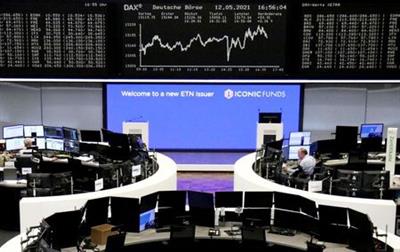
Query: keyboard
xmin=269 ymin=227 xmax=296 ymax=236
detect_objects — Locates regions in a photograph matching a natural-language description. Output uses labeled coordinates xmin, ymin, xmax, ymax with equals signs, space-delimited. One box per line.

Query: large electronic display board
xmin=106 ymin=83 xmax=302 ymax=150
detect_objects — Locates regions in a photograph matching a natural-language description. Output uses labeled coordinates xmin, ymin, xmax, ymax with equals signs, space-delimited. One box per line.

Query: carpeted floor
xmin=177 ymin=171 xmax=233 ymax=193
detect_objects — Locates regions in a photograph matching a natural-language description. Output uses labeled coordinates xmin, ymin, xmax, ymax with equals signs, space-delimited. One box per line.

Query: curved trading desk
xmin=234 ymin=153 xmax=398 ymax=241
xmin=18 ymin=152 xmax=177 ymax=232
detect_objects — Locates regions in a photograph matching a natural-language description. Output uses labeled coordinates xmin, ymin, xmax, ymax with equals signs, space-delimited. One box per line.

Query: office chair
xmin=241 ymin=226 xmax=267 ymax=249
xmin=169 ymin=224 xmax=195 ymax=248
xmin=105 ymin=232 xmax=126 ymax=252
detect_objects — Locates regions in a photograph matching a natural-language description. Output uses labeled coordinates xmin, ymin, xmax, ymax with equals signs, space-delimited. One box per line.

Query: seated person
xmin=283 ymin=148 xmax=316 ymax=178
xmin=18 ymin=138 xmax=34 ymax=156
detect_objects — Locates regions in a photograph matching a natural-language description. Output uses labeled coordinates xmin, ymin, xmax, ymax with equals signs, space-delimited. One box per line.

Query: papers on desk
xmin=75 ymin=156 xmax=93 ymax=162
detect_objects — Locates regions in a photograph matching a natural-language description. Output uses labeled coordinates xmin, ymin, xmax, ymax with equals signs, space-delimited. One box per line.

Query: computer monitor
xmin=139 ymin=193 xmax=158 ymax=231
xmin=110 ymin=197 xmax=140 ymax=232
xmin=289 ymin=132 xmax=311 ymax=146
xmin=288 ymin=145 xmax=311 ymax=160
xmin=36 ymin=138 xmax=46 ymax=149
xmin=188 ymin=191 xmax=215 ymax=227
xmin=360 ymin=124 xmax=384 ymax=139
xmin=215 ymin=191 xmax=243 ymax=208
xmin=80 ymin=130 xmax=102 ymax=142
xmin=244 ymin=191 xmax=273 ymax=208
xmin=46 ymin=138 xmax=64 ymax=151
xmin=259 ymin=112 xmax=281 ymax=123
xmin=24 ymin=125 xmax=44 ymax=138
xmin=265 ymin=139 xmax=283 ymax=151
xmin=139 ymin=209 xmax=156 ymax=231
xmin=274 ymin=192 xmax=301 ymax=212
xmin=102 ymin=129 xmax=129 ymax=148
xmin=361 ymin=137 xmax=383 ymax=152
xmin=63 ymin=127 xmax=79 ymax=141
xmin=3 ymin=125 xmax=24 ymax=139
xmin=5 ymin=138 xmax=25 ymax=151
xmin=83 ymin=198 xmax=110 ymax=236
xmin=44 ymin=126 xmax=64 ymax=139
xmin=140 ymin=192 xmax=158 ymax=213
xmin=335 ymin=126 xmax=358 ymax=153
xmin=64 ymin=140 xmax=79 ymax=154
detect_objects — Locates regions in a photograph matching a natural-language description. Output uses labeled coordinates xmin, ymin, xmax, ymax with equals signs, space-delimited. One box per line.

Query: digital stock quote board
xmin=121 ymin=2 xmax=288 ymax=77
xmin=1 ymin=0 xmax=400 ymax=79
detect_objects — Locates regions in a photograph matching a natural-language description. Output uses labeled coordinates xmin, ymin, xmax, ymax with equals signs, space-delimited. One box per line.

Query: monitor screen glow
xmin=288 ymin=145 xmax=310 ymax=160
xmin=6 ymin=138 xmax=25 ymax=151
xmin=24 ymin=125 xmax=44 ymax=137
xmin=289 ymin=132 xmax=311 ymax=146
xmin=46 ymin=138 xmax=64 ymax=151
xmin=3 ymin=125 xmax=24 ymax=139
xmin=360 ymin=124 xmax=384 ymax=139
xmin=139 ymin=209 xmax=155 ymax=232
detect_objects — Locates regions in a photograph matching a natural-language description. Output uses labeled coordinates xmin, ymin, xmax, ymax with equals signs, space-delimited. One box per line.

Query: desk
xmin=19 ymin=153 xmax=177 ymax=232
xmin=323 ymin=158 xmax=400 ymax=167
xmin=234 ymin=153 xmax=396 ymax=233
xmin=3 ymin=226 xmax=352 ymax=252
xmin=0 ymin=180 xmax=26 ymax=230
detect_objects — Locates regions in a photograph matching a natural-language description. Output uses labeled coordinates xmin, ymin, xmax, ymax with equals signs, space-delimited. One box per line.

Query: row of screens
xmin=5 ymin=138 xmax=77 ymax=152
xmin=2 ymin=125 xmax=103 ymax=141
xmin=288 ymin=124 xmax=384 ymax=147
xmin=3 ymin=125 xmax=78 ymax=140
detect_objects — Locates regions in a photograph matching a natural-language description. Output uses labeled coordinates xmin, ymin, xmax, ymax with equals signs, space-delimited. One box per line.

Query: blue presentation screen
xmin=106 ymin=84 xmax=302 ymax=150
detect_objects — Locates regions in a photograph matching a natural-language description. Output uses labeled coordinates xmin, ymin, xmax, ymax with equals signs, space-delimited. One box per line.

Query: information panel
xmin=106 ymin=83 xmax=301 ymax=150
xmin=300 ymin=1 xmax=400 ymax=73
xmin=0 ymin=1 xmax=111 ymax=77
xmin=121 ymin=2 xmax=288 ymax=77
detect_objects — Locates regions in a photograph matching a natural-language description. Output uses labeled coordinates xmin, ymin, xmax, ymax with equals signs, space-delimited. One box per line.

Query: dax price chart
xmin=121 ymin=2 xmax=288 ymax=77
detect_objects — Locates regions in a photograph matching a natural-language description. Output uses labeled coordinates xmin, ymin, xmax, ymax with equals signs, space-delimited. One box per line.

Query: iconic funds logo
xmin=224 ymin=89 xmax=234 ymax=99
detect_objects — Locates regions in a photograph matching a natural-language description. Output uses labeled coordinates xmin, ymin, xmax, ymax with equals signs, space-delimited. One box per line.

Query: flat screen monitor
xmin=36 ymin=138 xmax=46 ymax=149
xmin=188 ymin=191 xmax=214 ymax=209
xmin=335 ymin=126 xmax=358 ymax=153
xmin=3 ymin=125 xmax=24 ymax=139
xmin=215 ymin=191 xmax=243 ymax=208
xmin=361 ymin=137 xmax=383 ymax=152
xmin=140 ymin=192 xmax=158 ymax=213
xmin=46 ymin=138 xmax=64 ymax=151
xmin=259 ymin=112 xmax=282 ymax=123
xmin=102 ymin=129 xmax=129 ymax=148
xmin=265 ymin=139 xmax=283 ymax=151
xmin=288 ymin=145 xmax=310 ymax=160
xmin=24 ymin=125 xmax=44 ymax=137
xmin=80 ymin=130 xmax=102 ymax=142
xmin=6 ymin=138 xmax=25 ymax=151
xmin=64 ymin=140 xmax=79 ymax=153
xmin=139 ymin=209 xmax=155 ymax=231
xmin=244 ymin=191 xmax=273 ymax=208
xmin=360 ymin=124 xmax=384 ymax=139
xmin=289 ymin=132 xmax=311 ymax=146
xmin=44 ymin=126 xmax=64 ymax=139
xmin=63 ymin=127 xmax=79 ymax=141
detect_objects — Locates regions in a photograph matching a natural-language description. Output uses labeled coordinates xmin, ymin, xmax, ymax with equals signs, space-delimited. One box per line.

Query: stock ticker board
xmin=0 ymin=0 xmax=400 ymax=79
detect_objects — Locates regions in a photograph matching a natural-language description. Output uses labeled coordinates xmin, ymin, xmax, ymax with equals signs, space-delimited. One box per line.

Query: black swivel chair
xmin=169 ymin=224 xmax=195 ymax=248
xmin=241 ymin=226 xmax=267 ymax=249
xmin=105 ymin=232 xmax=126 ymax=252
